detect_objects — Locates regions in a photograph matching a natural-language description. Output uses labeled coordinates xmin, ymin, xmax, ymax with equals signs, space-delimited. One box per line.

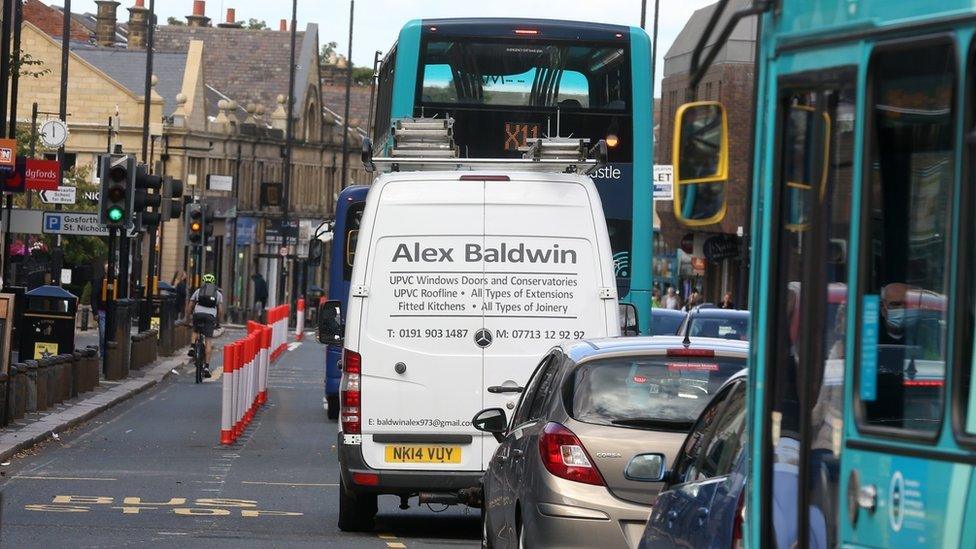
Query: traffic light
xmin=98 ymin=154 xmax=135 ymax=228
xmin=186 ymin=203 xmax=203 ymax=246
xmin=161 ymin=177 xmax=185 ymax=222
xmin=134 ymin=165 xmax=162 ymax=228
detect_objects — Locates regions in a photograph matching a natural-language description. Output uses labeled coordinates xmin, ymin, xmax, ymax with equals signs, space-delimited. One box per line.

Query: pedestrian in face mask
xmin=880 ymin=282 xmax=911 ymax=342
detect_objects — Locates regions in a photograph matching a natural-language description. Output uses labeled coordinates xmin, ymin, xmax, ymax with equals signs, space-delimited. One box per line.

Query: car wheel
xmin=326 ymin=394 xmax=340 ymax=420
xmin=337 ymin=477 xmax=377 ymax=532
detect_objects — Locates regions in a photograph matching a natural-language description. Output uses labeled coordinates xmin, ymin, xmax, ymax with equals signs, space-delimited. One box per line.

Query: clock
xmin=39 ymin=119 xmax=69 ymax=149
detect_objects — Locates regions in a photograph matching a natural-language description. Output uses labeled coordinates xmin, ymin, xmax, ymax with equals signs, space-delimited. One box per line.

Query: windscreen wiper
xmin=610 ymin=418 xmax=695 ymax=431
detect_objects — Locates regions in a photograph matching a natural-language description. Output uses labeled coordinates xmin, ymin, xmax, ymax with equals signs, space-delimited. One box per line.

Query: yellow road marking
xmin=378 ymin=532 xmax=406 ymax=548
xmin=378 ymin=534 xmax=396 ymax=540
xmin=241 ymin=481 xmax=338 ymax=487
xmin=386 ymin=543 xmax=406 ymax=548
xmin=16 ymin=476 xmax=117 ymax=481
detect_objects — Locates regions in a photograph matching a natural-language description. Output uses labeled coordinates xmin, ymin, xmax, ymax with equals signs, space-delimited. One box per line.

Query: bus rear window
xmin=419 ymin=41 xmax=630 ymax=110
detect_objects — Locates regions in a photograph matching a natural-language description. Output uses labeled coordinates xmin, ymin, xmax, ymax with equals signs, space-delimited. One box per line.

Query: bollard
xmin=0 ymin=372 xmax=7 ymax=427
xmin=220 ymin=342 xmax=236 ymax=445
xmin=59 ymin=354 xmax=72 ymax=402
xmin=24 ymin=360 xmax=38 ymax=413
xmin=232 ymin=340 xmax=243 ymax=439
xmin=295 ymin=299 xmax=305 ymax=341
xmin=14 ymin=364 xmax=27 ymax=420
xmin=258 ymin=326 xmax=270 ymax=405
xmin=71 ymin=351 xmax=83 ymax=398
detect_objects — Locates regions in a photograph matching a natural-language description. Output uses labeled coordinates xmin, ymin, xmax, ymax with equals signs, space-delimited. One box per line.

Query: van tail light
xmin=538 ymin=422 xmax=604 ymax=486
xmin=731 ymin=490 xmax=745 ymax=548
xmin=341 ymin=349 xmax=362 ymax=434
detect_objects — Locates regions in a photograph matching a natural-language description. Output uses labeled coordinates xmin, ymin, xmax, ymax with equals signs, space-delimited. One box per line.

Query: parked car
xmin=650 ymin=308 xmax=686 ymax=336
xmin=473 ymin=336 xmax=748 ymax=548
xmin=676 ymin=307 xmax=750 ymax=341
xmin=638 ymin=370 xmax=748 ymax=548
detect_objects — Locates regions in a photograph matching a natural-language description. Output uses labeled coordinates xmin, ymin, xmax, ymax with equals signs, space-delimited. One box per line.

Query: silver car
xmin=473 ymin=336 xmax=749 ymax=549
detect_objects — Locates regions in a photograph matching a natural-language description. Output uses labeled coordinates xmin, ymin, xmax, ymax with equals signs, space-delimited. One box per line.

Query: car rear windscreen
xmin=570 ymin=355 xmax=746 ymax=428
xmin=651 ymin=311 xmax=685 ymax=336
xmin=688 ymin=315 xmax=750 ymax=341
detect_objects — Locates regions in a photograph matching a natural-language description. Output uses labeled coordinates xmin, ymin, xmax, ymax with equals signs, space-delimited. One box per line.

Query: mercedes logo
xmin=474 ymin=328 xmax=493 ymax=348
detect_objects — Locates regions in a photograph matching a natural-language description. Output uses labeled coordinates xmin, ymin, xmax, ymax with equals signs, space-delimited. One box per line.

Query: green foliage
xmin=166 ymin=17 xmax=185 ymax=26
xmin=321 ymin=41 xmax=338 ymax=60
xmin=247 ymin=19 xmax=268 ymax=30
xmin=352 ymin=67 xmax=373 ymax=86
xmin=80 ymin=281 xmax=92 ymax=306
xmin=13 ymin=52 xmax=50 ymax=79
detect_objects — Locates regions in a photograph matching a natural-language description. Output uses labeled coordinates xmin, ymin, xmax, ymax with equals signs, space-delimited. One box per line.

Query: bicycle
xmin=191 ymin=329 xmax=206 ymax=384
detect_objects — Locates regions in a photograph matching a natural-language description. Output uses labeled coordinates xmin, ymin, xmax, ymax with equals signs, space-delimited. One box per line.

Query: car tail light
xmin=731 ymin=491 xmax=745 ymax=548
xmin=538 ymin=422 xmax=604 ymax=486
xmin=667 ymin=348 xmax=715 ymax=358
xmin=341 ymin=349 xmax=361 ymax=434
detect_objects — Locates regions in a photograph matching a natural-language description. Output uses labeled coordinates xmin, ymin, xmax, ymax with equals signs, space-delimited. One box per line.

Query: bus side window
xmin=858 ymin=41 xmax=955 ymax=436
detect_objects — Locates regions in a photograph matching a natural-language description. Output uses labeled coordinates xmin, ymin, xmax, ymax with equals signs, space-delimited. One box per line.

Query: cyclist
xmin=185 ymin=274 xmax=223 ymax=377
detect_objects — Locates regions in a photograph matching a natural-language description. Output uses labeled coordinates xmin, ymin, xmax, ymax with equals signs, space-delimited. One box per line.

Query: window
xmin=696 ymin=381 xmax=747 ymax=479
xmin=668 ymin=380 xmax=740 ymax=485
xmin=571 ymin=355 xmax=745 ymax=427
xmin=859 ymin=41 xmax=955 ymax=435
xmin=527 ymin=357 xmax=562 ymax=421
xmin=342 ymin=202 xmax=364 ymax=281
xmin=372 ymin=46 xmax=397 ymax=143
xmin=511 ymin=355 xmax=555 ymax=428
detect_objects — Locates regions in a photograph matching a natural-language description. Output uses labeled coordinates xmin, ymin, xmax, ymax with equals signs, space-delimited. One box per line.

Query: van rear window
xmin=570 ymin=356 xmax=745 ymax=429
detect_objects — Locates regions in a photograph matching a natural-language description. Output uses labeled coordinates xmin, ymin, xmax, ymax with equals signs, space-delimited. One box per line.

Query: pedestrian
xmin=92 ymin=262 xmax=109 ymax=357
xmin=664 ymin=287 xmax=680 ymax=310
xmin=720 ymin=292 xmax=735 ymax=309
xmin=651 ymin=288 xmax=662 ymax=308
xmin=252 ymin=273 xmax=268 ymax=318
xmin=683 ymin=290 xmax=701 ymax=312
xmin=172 ymin=271 xmax=187 ymax=319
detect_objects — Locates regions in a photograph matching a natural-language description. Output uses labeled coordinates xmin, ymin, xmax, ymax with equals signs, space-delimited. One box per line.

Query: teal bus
xmin=371 ymin=18 xmax=655 ymax=332
xmin=670 ymin=0 xmax=976 ymax=546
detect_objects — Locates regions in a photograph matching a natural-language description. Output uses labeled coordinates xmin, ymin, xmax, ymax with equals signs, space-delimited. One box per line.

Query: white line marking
xmin=241 ymin=481 xmax=339 ymax=487
xmin=15 ymin=476 xmax=118 ymax=481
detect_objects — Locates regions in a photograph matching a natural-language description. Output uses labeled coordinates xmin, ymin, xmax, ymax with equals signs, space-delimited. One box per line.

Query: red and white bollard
xmin=220 ymin=343 xmax=236 ymax=445
xmin=295 ymin=299 xmax=305 ymax=341
xmin=258 ymin=326 xmax=270 ymax=404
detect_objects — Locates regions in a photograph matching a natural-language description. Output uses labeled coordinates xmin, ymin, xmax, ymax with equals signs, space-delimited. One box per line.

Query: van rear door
xmin=480 ymin=176 xmax=617 ymax=468
xmin=357 ymin=178 xmax=485 ymax=472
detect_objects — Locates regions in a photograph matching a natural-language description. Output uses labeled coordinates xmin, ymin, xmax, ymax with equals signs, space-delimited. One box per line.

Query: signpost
xmin=42 ymin=212 xmax=110 ymax=236
xmin=38 ymin=186 xmax=76 ymax=205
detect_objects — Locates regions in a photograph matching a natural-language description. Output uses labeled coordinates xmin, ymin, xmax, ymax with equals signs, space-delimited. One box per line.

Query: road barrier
xmin=295 ymin=299 xmax=305 ymax=341
xmin=267 ymin=304 xmax=290 ymax=361
xmin=220 ymin=321 xmax=276 ymax=445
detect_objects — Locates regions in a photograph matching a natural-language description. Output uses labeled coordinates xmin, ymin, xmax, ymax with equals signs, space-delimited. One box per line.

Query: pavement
xmin=0 ymin=329 xmax=480 ymax=548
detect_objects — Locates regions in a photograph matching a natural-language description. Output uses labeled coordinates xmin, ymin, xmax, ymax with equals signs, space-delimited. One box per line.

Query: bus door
xmin=841 ymin=39 xmax=966 ymax=547
xmin=760 ymin=68 xmax=855 ymax=548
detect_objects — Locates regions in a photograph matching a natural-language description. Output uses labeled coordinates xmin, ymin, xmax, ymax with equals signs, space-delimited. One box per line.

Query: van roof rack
xmin=363 ymin=117 xmax=607 ymax=175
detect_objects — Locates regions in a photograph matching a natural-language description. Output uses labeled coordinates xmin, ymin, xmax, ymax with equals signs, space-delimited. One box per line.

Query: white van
xmin=322 ymin=170 xmax=620 ymax=531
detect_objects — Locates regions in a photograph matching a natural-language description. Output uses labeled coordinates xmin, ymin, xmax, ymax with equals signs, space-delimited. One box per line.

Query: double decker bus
xmin=371 ymin=18 xmax=654 ymax=331
xmin=672 ymin=0 xmax=976 ymax=546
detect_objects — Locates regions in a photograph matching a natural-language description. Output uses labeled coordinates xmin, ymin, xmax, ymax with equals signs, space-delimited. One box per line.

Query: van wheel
xmin=326 ymin=394 xmax=340 ymax=420
xmin=337 ymin=477 xmax=377 ymax=532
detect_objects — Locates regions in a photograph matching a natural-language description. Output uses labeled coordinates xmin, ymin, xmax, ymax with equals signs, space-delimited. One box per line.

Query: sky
xmin=53 ymin=0 xmax=716 ymax=96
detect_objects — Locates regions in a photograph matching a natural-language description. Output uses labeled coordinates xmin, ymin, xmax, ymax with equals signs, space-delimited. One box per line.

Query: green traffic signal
xmin=108 ymin=206 xmax=124 ymax=222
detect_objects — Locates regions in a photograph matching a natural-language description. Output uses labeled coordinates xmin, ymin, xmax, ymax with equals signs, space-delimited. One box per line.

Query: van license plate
xmin=385 ymin=445 xmax=461 ymax=464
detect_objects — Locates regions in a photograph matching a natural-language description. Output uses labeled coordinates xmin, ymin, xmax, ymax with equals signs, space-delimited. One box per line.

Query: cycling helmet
xmin=202 ymin=273 xmax=216 ymax=284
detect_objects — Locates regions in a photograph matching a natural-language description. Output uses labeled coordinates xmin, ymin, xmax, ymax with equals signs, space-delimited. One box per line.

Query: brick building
xmin=16 ymin=0 xmax=369 ymax=318
xmin=656 ymin=0 xmax=756 ymax=304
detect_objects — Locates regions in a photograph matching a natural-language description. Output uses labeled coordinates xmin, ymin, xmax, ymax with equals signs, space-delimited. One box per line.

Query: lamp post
xmin=279 ymin=0 xmax=297 ymax=307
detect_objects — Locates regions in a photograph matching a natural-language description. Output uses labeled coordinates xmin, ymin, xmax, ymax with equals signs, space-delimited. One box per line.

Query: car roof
xmin=564 ymin=335 xmax=750 ymax=363
xmin=652 ymin=308 xmax=686 ymax=317
xmin=688 ymin=308 xmax=750 ymax=318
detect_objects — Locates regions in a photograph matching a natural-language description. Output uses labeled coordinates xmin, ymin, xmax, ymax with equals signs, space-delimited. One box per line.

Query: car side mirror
xmin=472 ymin=407 xmax=508 ymax=443
xmin=625 ymin=453 xmax=667 ymax=482
xmin=620 ymin=303 xmax=640 ymax=336
xmin=673 ymin=101 xmax=729 ymax=226
xmin=318 ymin=299 xmax=344 ymax=345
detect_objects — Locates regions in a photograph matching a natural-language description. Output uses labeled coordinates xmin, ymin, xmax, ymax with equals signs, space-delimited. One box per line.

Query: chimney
xmin=218 ymin=8 xmax=243 ymax=29
xmin=94 ymin=1 xmax=121 ymax=46
xmin=186 ymin=0 xmax=211 ymax=27
xmin=279 ymin=19 xmax=287 ymax=32
xmin=127 ymin=0 xmax=150 ymax=49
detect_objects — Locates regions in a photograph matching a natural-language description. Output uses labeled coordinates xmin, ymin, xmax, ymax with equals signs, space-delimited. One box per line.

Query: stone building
xmin=17 ymin=0 xmax=368 ymax=318
xmin=655 ymin=0 xmax=756 ymax=304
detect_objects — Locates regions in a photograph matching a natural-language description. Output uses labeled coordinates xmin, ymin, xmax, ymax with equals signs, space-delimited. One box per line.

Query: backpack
xmin=197 ymin=283 xmax=218 ymax=308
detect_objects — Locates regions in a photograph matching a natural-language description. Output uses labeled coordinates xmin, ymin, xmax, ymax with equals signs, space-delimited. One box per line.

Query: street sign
xmin=83 ymin=190 xmax=100 ymax=204
xmin=0 ymin=138 xmax=16 ymax=172
xmin=653 ymin=165 xmax=673 ymax=200
xmin=42 ymin=212 xmax=109 ymax=236
xmin=39 ymin=186 xmax=77 ymax=205
xmin=207 ymin=174 xmax=233 ymax=191
xmin=25 ymin=159 xmax=61 ymax=191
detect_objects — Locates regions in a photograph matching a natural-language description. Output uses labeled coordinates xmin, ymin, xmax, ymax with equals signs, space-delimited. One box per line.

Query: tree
xmin=247 ymin=18 xmax=268 ymax=30
xmin=321 ymin=41 xmax=338 ymax=60
xmin=166 ymin=16 xmax=185 ymax=26
xmin=352 ymin=67 xmax=373 ymax=86
xmin=12 ymin=51 xmax=50 ymax=79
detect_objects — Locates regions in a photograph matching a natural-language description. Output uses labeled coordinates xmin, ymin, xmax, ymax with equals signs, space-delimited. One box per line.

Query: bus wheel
xmin=338 ymin=477 xmax=377 ymax=532
xmin=327 ymin=394 xmax=340 ymax=420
